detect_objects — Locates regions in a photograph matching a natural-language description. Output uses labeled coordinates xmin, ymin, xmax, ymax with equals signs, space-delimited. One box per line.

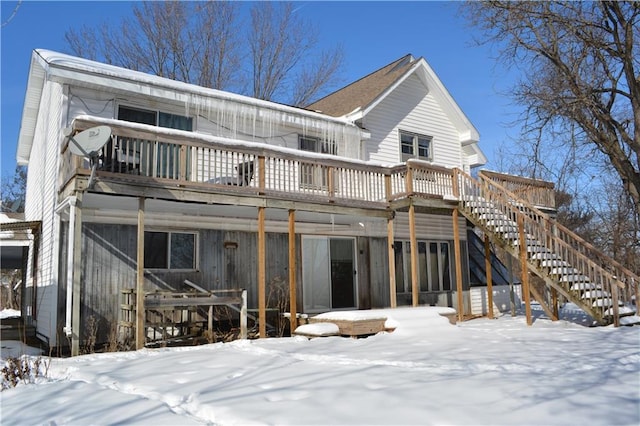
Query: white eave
xmin=344 ymin=57 xmax=481 ymax=145
xmin=16 ymin=53 xmax=47 ymax=165
xmin=17 ymin=49 xmax=364 ymax=165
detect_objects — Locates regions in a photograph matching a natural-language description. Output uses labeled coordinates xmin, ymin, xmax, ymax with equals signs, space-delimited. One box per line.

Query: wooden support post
xmin=136 ymin=197 xmax=145 ymax=349
xmin=288 ymin=209 xmax=297 ymax=333
xmin=258 ymin=206 xmax=266 ymax=338
xmin=387 ymin=217 xmax=397 ymax=308
xmin=611 ymin=283 xmax=620 ymax=327
xmin=518 ymin=215 xmax=532 ymax=326
xmin=408 ymin=202 xmax=419 ymax=307
xmin=507 ymin=255 xmax=516 ymax=316
xmin=551 ymin=287 xmax=559 ymax=320
xmin=452 ymin=208 xmax=464 ymax=322
xmin=71 ymin=192 xmax=83 ymax=357
xmin=240 ymin=290 xmax=248 ymax=338
xmin=484 ymin=235 xmax=494 ymax=319
xmin=208 ymin=306 xmax=213 ymax=337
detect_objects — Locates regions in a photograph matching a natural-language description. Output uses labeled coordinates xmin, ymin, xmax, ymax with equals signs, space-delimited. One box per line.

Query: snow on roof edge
xmin=35 ymin=49 xmax=357 ymax=128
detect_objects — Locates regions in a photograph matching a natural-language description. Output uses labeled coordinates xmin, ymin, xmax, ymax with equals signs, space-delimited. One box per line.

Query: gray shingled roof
xmin=306 ymin=54 xmax=418 ymax=117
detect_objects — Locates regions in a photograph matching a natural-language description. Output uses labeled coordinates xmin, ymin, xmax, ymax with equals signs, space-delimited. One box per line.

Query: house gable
xmin=363 ymin=73 xmax=463 ymax=167
xmin=307 ymin=54 xmax=485 ymax=168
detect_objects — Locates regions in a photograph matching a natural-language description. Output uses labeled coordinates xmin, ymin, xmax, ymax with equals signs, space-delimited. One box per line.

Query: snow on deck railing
xmin=62 ymin=116 xmax=458 ymax=205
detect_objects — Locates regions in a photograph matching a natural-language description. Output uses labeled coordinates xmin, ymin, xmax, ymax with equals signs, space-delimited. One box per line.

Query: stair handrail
xmin=454 ymin=169 xmax=638 ymax=324
xmin=472 ymin=171 xmax=639 ymax=286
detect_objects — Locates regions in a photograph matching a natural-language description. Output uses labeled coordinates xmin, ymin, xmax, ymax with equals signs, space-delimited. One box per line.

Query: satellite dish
xmin=68 ymin=125 xmax=111 ymax=157
xmin=67 ymin=125 xmax=112 ymax=189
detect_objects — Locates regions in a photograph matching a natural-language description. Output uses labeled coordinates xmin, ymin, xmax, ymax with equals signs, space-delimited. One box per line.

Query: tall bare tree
xmin=463 ymin=1 xmax=640 ymax=221
xmin=66 ymin=1 xmax=240 ymax=90
xmin=65 ymin=1 xmax=343 ymax=105
xmin=248 ymin=2 xmax=344 ymax=105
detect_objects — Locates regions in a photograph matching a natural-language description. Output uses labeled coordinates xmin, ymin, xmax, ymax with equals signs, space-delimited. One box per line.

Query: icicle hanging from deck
xmin=184 ymin=93 xmax=362 ymax=158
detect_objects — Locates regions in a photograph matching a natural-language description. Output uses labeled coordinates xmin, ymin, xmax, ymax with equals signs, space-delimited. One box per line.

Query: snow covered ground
xmin=1 ymin=307 xmax=638 ymax=425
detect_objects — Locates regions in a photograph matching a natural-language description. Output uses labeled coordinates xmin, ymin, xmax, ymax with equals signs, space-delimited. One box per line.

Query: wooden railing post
xmin=384 ymin=174 xmax=392 ymax=203
xmin=179 ymin=145 xmax=187 ymax=181
xmin=452 ymin=168 xmax=460 ymax=199
xmin=405 ymin=165 xmax=414 ymax=195
xmin=258 ymin=156 xmax=266 ymax=194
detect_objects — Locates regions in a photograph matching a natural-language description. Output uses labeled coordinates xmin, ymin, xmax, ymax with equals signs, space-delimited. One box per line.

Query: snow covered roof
xmin=17 ymin=49 xmax=360 ymax=165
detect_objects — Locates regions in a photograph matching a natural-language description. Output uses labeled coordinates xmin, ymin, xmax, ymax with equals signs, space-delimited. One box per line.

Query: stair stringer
xmin=460 ymin=211 xmax=606 ymax=324
xmin=453 ymin=169 xmax=639 ymax=326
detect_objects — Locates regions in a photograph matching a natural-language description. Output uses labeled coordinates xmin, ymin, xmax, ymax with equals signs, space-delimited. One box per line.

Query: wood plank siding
xmin=56 ymin=221 xmax=401 ymax=345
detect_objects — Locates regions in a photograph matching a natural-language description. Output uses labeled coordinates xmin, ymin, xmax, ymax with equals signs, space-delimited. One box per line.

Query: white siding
xmin=67 ymin=87 xmax=116 ymax=123
xmin=393 ymin=212 xmax=466 ymax=241
xmin=24 ymin=80 xmax=64 ymax=344
xmin=363 ymin=74 xmax=463 ymax=168
xmin=470 ymin=285 xmax=522 ymax=316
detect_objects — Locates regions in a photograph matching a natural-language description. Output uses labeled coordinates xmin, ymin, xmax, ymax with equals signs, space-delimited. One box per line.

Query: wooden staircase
xmin=454 ymin=169 xmax=639 ymax=326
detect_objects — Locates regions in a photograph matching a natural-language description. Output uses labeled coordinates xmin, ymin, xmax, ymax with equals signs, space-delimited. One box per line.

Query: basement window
xmin=144 ymin=231 xmax=197 ymax=270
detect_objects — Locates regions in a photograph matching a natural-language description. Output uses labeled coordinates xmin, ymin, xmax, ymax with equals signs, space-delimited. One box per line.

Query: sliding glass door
xmin=302 ymin=236 xmax=356 ymax=312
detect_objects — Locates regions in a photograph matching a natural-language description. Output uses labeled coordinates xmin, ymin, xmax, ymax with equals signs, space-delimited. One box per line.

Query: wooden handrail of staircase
xmin=475 ymin=171 xmax=639 ymax=286
xmin=454 ymin=168 xmax=638 ymax=325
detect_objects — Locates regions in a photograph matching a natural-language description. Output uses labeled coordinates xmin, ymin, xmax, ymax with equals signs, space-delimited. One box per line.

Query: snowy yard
xmin=1 ymin=307 xmax=639 ymax=425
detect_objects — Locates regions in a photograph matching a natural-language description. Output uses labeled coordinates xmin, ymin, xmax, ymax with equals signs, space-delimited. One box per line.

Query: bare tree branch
xmin=463 ymin=0 xmax=640 ymax=220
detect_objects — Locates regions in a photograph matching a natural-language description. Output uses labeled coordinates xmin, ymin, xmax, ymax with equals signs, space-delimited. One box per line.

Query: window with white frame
xmin=298 ymin=135 xmax=336 ymax=189
xmin=399 ymin=130 xmax=432 ymax=162
xmin=144 ymin=231 xmax=198 ymax=270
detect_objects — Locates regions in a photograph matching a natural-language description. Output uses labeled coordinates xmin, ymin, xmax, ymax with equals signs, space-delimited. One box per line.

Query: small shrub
xmin=1 ymin=356 xmax=49 ymax=390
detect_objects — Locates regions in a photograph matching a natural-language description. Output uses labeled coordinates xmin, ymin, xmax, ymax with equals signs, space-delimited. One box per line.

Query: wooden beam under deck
xmin=65 ymin=175 xmax=394 ymax=220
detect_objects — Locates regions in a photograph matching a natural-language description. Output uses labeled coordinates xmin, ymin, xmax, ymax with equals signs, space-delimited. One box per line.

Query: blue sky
xmin=1 ymin=1 xmax=520 ymax=179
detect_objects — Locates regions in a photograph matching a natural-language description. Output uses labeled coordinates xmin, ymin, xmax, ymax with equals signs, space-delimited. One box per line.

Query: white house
xmin=12 ymin=49 xmax=634 ymax=355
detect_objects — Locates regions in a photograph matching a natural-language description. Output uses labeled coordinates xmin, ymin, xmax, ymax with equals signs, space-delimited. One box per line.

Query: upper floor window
xmin=298 ymin=136 xmax=336 ymax=189
xmin=399 ymin=130 xmax=432 ymax=162
xmin=108 ymin=106 xmax=193 ymax=178
xmin=118 ymin=106 xmax=193 ymax=131
xmin=299 ymin=135 xmax=336 ymax=155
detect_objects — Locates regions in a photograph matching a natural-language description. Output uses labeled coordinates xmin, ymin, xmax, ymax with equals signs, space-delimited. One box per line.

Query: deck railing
xmin=62 ymin=117 xmax=554 ymax=213
xmin=479 ymin=170 xmax=555 ymax=210
xmin=62 ymin=117 xmax=467 ymax=206
xmin=455 ymin=168 xmax=638 ymax=325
